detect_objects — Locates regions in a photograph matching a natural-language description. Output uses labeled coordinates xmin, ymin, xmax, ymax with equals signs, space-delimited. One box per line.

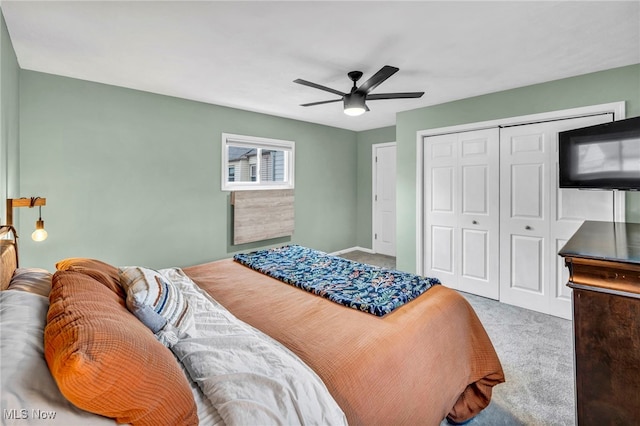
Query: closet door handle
xmin=472 ymin=220 xmax=478 ymax=225
xmin=525 ymin=225 xmax=532 ymax=230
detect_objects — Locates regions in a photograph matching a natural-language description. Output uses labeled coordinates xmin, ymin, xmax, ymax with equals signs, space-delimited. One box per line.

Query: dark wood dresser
xmin=559 ymin=220 xmax=640 ymax=425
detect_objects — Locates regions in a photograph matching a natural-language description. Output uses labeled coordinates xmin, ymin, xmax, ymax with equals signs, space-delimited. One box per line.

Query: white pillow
xmin=0 ymin=291 xmax=115 ymax=425
xmin=8 ymin=268 xmax=52 ymax=297
xmin=119 ymin=266 xmax=196 ymax=347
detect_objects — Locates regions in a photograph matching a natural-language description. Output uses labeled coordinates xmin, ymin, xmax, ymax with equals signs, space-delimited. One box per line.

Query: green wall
xmin=19 ymin=71 xmax=358 ymax=270
xmin=395 ymin=64 xmax=640 ymax=273
xmin=0 ymin=12 xmax=20 ymax=223
xmin=355 ymin=126 xmax=395 ymax=249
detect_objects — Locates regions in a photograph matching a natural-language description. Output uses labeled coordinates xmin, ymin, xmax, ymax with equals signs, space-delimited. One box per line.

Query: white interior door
xmin=548 ymin=115 xmax=614 ymax=318
xmin=499 ymin=125 xmax=551 ymax=314
xmin=373 ymin=143 xmax=396 ymax=256
xmin=425 ymin=134 xmax=458 ymax=288
xmin=499 ymin=114 xmax=614 ymax=319
xmin=424 ymin=129 xmax=499 ymax=299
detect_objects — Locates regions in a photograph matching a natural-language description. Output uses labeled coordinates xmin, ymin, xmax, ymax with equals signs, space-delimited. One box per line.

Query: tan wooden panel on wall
xmin=231 ymin=189 xmax=294 ymax=245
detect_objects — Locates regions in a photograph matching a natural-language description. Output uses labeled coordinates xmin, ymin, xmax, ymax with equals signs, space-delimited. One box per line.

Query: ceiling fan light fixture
xmin=343 ymin=93 xmax=366 ymax=116
xmin=295 ymin=65 xmax=423 ymax=116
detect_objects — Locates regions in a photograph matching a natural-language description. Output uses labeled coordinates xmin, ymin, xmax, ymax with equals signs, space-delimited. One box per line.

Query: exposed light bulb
xmin=32 ymin=219 xmax=47 ymax=242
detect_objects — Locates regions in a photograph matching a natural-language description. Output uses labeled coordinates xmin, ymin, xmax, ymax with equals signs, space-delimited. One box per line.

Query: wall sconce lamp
xmin=5 ymin=197 xmax=48 ymax=242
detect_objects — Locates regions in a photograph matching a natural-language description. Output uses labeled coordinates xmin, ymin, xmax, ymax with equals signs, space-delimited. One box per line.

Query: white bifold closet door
xmin=499 ymin=114 xmax=614 ymax=319
xmin=424 ymin=128 xmax=500 ymax=299
xmin=423 ymin=113 xmax=617 ymax=319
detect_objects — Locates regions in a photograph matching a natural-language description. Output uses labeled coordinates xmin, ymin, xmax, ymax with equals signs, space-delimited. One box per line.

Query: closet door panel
xmin=549 ymin=114 xmax=614 ymax=318
xmin=424 ymin=129 xmax=499 ymax=298
xmin=511 ymin=164 xmax=544 ymax=219
xmin=462 ymin=165 xmax=487 ymax=214
xmin=500 ymin=127 xmax=550 ymax=314
xmin=425 ymin=135 xmax=459 ymax=289
xmin=501 ymin=114 xmax=614 ymax=319
xmin=431 ymin=226 xmax=455 ymax=274
xmin=557 ymin=190 xmax=612 ymax=221
xmin=462 ymin=229 xmax=488 ymax=280
xmin=458 ymin=129 xmax=499 ymax=299
xmin=432 ymin=167 xmax=454 ymax=212
xmin=510 ymin=235 xmax=544 ymax=294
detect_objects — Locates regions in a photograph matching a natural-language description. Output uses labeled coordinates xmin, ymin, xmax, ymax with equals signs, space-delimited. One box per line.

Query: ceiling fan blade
xmin=300 ymin=99 xmax=342 ymax=107
xmin=367 ymin=92 xmax=425 ymax=100
xmin=294 ymin=79 xmax=346 ymax=97
xmin=356 ymin=65 xmax=399 ymax=94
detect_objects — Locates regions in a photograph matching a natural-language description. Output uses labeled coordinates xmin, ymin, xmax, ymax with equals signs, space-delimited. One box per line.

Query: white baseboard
xmin=329 ymin=246 xmax=376 ymax=256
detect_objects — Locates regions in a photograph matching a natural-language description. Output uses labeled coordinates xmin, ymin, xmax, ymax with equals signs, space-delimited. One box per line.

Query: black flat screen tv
xmin=558 ymin=116 xmax=640 ymax=191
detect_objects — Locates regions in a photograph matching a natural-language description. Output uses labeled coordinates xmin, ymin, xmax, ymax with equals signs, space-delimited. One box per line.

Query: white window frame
xmin=221 ymin=133 xmax=295 ymax=191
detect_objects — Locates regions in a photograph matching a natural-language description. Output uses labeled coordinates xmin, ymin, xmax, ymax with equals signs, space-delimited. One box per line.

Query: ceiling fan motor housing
xmin=344 ymin=92 xmax=365 ymax=107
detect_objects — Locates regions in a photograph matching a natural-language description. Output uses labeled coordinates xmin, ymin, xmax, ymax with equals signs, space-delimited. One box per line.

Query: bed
xmin=0 ymin=225 xmax=504 ymax=425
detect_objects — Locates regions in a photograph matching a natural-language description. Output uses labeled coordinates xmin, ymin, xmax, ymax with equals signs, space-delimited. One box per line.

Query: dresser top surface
xmin=559 ymin=221 xmax=640 ymax=265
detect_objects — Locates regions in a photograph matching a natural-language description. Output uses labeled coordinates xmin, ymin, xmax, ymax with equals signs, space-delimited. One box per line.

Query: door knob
xmin=525 ymin=225 xmax=532 ymax=230
xmin=472 ymin=220 xmax=478 ymax=225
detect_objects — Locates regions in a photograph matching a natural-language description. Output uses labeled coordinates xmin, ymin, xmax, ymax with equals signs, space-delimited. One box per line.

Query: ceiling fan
xmin=294 ymin=65 xmax=424 ymax=116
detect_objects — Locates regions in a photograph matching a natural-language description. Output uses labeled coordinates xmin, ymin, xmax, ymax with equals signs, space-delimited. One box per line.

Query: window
xmin=221 ymin=133 xmax=295 ymax=191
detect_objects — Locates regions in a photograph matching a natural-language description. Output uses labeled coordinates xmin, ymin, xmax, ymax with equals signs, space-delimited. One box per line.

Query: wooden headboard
xmin=1 ymin=225 xmax=18 ymax=290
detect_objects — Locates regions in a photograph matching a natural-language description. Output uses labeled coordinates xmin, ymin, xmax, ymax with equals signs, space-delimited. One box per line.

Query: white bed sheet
xmin=162 ymin=268 xmax=347 ymax=426
xmin=0 ymin=290 xmax=115 ymax=425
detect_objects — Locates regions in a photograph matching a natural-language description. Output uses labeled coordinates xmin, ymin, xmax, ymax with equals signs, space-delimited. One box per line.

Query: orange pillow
xmin=55 ymin=257 xmax=124 ymax=298
xmin=44 ymin=269 xmax=198 ymax=425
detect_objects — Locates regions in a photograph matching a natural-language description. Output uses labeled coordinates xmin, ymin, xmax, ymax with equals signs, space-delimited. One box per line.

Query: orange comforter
xmin=184 ymin=259 xmax=504 ymax=425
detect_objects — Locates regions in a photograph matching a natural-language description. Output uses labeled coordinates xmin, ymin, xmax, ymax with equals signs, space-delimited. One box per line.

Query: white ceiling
xmin=2 ymin=1 xmax=639 ymax=132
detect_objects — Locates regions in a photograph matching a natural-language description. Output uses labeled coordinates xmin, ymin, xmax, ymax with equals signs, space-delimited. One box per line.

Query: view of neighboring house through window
xmin=222 ymin=133 xmax=294 ymax=190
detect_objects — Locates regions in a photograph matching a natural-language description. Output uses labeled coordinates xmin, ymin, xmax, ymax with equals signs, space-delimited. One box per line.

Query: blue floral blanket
xmin=233 ymin=245 xmax=440 ymax=317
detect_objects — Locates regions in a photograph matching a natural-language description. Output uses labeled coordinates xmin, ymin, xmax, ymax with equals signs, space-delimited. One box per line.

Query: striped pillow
xmin=119 ymin=266 xmax=195 ymax=347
